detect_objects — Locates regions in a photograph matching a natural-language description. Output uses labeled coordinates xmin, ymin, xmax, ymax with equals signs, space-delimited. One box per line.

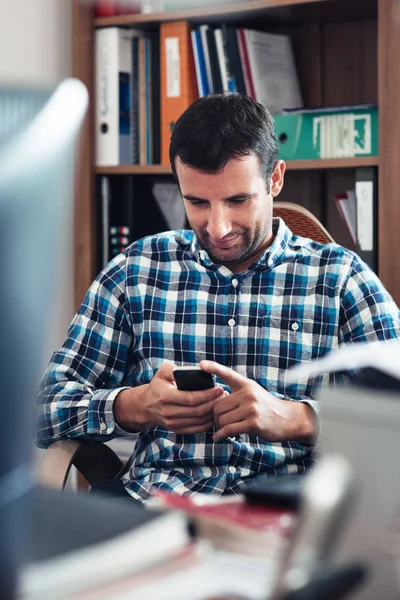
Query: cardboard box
xmin=274 ymin=104 xmax=378 ymax=161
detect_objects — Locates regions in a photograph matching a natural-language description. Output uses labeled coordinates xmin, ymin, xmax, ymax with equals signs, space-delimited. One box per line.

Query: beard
xmin=194 ymin=222 xmax=270 ymax=268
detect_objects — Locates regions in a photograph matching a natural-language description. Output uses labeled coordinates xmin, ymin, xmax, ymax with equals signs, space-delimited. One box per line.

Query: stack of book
xmin=190 ymin=25 xmax=302 ymax=117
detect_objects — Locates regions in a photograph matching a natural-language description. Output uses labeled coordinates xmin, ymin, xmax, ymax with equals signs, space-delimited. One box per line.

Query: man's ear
xmin=270 ymin=160 xmax=286 ymax=197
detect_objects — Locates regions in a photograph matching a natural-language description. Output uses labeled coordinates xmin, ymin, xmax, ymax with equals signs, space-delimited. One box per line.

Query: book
xmin=191 ymin=28 xmax=209 ymax=97
xmin=206 ymin=26 xmax=224 ymax=94
xmin=335 ymin=191 xmax=357 ymax=248
xmin=138 ymin=37 xmax=147 ymax=165
xmin=237 ymin=27 xmax=256 ymax=98
xmin=131 ymin=35 xmax=140 ymax=164
xmin=355 ymin=167 xmax=377 ymax=272
xmin=221 ymin=24 xmax=245 ymax=94
xmin=214 ymin=28 xmax=234 ymax=93
xmin=20 ymin=486 xmax=192 ymax=600
xmin=150 ymin=31 xmax=161 ymax=164
xmin=95 ymin=27 xmax=133 ymax=166
xmin=198 ymin=24 xmax=214 ymax=94
xmin=160 ymin=21 xmax=198 ymax=165
xmin=239 ymin=29 xmax=302 ymax=114
xmin=94 ymin=1 xmax=116 ymax=16
xmin=150 ymin=490 xmax=295 ymax=559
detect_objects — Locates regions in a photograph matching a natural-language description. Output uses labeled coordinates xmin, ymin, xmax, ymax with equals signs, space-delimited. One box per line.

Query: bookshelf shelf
xmin=96 ymin=156 xmax=379 ymax=176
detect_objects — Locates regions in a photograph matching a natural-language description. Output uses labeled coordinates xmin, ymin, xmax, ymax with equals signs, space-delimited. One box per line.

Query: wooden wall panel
xmin=277 ymin=171 xmax=323 ymax=219
xmin=322 ymin=19 xmax=378 ymax=105
xmin=292 ymin=23 xmax=323 ymax=107
xmin=73 ymin=0 xmax=96 ymax=309
xmin=378 ymin=0 xmax=400 ymax=304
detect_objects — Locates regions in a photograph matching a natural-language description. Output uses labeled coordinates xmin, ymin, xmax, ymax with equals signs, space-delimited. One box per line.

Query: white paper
xmin=165 ymin=37 xmax=180 ymax=98
xmin=153 ymin=182 xmax=186 ymax=230
xmin=286 ymin=339 xmax=400 ymax=383
xmin=356 ymin=180 xmax=374 ymax=251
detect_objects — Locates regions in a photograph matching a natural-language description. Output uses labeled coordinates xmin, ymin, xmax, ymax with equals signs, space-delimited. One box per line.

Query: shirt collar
xmin=190 ymin=218 xmax=292 ymax=273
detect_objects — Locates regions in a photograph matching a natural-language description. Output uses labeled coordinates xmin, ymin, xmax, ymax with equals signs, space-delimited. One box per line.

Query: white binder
xmin=95 ymin=27 xmax=132 ymax=166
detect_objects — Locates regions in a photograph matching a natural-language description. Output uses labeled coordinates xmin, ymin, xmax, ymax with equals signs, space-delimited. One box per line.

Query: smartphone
xmin=173 ymin=366 xmax=215 ymax=391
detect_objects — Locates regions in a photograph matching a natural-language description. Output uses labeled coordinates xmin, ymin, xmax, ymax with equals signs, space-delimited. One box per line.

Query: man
xmin=37 ymin=94 xmax=400 ymax=502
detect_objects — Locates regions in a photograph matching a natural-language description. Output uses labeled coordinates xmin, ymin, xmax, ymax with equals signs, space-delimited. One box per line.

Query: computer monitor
xmin=0 ymin=79 xmax=88 ymax=598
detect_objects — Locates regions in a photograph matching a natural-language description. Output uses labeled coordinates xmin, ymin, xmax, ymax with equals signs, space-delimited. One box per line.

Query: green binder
xmin=274 ymin=104 xmax=378 ymax=161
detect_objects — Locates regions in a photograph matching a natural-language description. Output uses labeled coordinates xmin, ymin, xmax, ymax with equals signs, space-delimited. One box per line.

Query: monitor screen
xmin=0 ymin=78 xmax=87 ymax=597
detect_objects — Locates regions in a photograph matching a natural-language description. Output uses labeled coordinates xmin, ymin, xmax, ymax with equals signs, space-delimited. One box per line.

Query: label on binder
xmin=165 ymin=37 xmax=181 ymax=97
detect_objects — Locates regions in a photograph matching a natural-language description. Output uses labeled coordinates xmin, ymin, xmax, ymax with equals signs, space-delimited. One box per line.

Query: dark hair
xmin=169 ymin=93 xmax=278 ymax=191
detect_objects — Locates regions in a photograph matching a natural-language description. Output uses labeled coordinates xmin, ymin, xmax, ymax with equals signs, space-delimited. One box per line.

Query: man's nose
xmin=206 ymin=207 xmax=232 ymax=240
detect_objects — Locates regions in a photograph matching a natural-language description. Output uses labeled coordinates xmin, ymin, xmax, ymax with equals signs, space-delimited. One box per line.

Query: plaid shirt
xmin=37 ymin=219 xmax=400 ymax=501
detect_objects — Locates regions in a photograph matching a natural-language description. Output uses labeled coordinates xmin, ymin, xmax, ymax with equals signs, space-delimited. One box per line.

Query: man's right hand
xmin=113 ymin=362 xmax=224 ymax=434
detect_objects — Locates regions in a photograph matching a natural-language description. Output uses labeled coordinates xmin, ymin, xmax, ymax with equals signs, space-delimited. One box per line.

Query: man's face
xmin=176 ymin=153 xmax=285 ymax=273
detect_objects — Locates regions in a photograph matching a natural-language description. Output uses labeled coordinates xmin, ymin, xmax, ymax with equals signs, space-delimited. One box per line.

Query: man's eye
xmin=229 ymin=198 xmax=247 ymax=205
xmin=189 ymin=200 xmax=207 ymax=206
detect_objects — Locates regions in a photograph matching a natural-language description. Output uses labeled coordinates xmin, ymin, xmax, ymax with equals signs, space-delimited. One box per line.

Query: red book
xmin=94 ymin=1 xmax=116 ymax=17
xmin=150 ymin=490 xmax=296 ymax=559
xmin=115 ymin=1 xmax=141 ymax=14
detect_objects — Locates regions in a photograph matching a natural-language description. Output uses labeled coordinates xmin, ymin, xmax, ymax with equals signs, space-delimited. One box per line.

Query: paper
xmin=153 ymin=182 xmax=186 ymax=230
xmin=356 ymin=180 xmax=374 ymax=251
xmin=286 ymin=339 xmax=400 ymax=383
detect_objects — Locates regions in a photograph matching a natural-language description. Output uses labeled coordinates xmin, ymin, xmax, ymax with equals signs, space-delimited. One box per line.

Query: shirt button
xmin=228 ymin=466 xmax=236 ymax=474
xmin=291 ymin=322 xmax=299 ymax=331
xmin=228 ymin=318 xmax=235 ymax=327
xmin=199 ymin=250 xmax=206 ymax=260
xmin=100 ymin=421 xmax=107 ymax=431
xmin=232 ymin=278 xmax=239 ymax=287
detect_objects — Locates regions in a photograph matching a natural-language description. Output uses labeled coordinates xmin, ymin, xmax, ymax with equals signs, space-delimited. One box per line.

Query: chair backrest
xmin=273 ymin=201 xmax=334 ymax=244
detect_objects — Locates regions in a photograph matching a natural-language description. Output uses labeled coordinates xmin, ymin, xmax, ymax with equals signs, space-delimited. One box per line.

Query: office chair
xmin=273 ymin=201 xmax=334 ymax=244
xmin=37 ymin=202 xmax=334 ymax=492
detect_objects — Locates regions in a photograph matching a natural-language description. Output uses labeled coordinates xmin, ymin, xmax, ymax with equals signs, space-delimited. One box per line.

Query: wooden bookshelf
xmin=73 ymin=0 xmax=400 ymax=308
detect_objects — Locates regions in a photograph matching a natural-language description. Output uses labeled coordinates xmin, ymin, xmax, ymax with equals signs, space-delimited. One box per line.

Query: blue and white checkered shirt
xmin=37 ymin=219 xmax=400 ymax=501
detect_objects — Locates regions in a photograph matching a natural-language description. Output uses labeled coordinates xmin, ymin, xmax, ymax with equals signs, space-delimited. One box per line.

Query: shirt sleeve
xmin=36 ymin=253 xmax=134 ymax=448
xmin=340 ymin=255 xmax=400 ymax=344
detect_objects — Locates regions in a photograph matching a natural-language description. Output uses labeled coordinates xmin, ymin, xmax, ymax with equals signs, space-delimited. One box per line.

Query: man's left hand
xmin=199 ymin=360 xmax=317 ymax=444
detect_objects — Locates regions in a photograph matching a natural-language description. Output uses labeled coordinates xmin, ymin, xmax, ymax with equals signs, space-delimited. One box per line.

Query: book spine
xmin=131 ymin=36 xmax=140 ymax=164
xmin=199 ymin=24 xmax=214 ymax=94
xmin=95 ymin=28 xmax=120 ymax=166
xmin=138 ymin=37 xmax=147 ymax=165
xmin=160 ymin=21 xmax=198 ymax=165
xmin=236 ymin=28 xmax=254 ymax=98
xmin=214 ymin=28 xmax=230 ymax=93
xmin=206 ymin=26 xmax=223 ymax=94
xmin=222 ymin=25 xmax=245 ymax=94
xmin=241 ymin=29 xmax=257 ymax=100
xmin=118 ymin=29 xmax=133 ymax=164
xmin=151 ymin=32 xmax=161 ymax=164
xmin=145 ymin=37 xmax=152 ymax=164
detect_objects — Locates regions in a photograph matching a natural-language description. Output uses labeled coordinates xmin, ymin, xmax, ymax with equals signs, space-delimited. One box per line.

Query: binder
xmin=191 ymin=28 xmax=209 ymax=97
xmin=199 ymin=25 xmax=214 ymax=94
xmin=95 ymin=27 xmax=133 ymax=166
xmin=160 ymin=21 xmax=198 ymax=165
xmin=355 ymin=167 xmax=377 ymax=272
xmin=221 ymin=25 xmax=245 ymax=94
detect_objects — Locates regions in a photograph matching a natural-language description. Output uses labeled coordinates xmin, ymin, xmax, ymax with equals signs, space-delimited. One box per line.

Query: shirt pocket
xmin=257 ymin=314 xmax=336 ymax=388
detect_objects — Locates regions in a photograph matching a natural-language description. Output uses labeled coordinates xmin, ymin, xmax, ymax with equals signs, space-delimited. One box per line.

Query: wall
xmin=0 ymin=0 xmax=74 ymax=366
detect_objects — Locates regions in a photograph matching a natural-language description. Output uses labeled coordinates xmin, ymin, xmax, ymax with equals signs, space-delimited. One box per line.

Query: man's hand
xmin=200 ymin=360 xmax=317 ymax=444
xmin=114 ymin=362 xmax=224 ymax=434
